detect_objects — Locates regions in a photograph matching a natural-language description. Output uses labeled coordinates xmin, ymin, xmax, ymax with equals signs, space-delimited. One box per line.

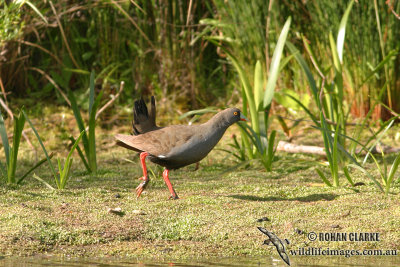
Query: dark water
xmin=0 ymin=256 xmax=399 ymax=267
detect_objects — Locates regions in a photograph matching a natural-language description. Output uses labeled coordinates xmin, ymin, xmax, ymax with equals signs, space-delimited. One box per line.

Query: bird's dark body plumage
xmin=115 ymin=96 xmax=244 ymax=198
xmin=116 ymin=107 xmax=241 ymax=169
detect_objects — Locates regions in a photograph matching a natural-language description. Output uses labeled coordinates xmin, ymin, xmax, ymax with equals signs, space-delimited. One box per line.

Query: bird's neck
xmin=203 ymin=113 xmax=231 ymax=133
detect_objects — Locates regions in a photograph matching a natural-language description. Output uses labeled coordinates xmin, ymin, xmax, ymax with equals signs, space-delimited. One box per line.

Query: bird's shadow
xmin=229 ymin=193 xmax=337 ymax=202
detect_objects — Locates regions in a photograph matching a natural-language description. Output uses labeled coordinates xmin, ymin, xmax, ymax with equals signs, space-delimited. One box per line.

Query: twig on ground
xmin=277 ymin=140 xmax=400 ymax=156
xmin=277 ymin=141 xmax=326 ymax=156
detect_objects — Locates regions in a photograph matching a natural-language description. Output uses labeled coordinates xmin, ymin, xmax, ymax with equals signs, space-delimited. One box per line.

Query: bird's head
xmin=221 ymin=107 xmax=249 ymax=125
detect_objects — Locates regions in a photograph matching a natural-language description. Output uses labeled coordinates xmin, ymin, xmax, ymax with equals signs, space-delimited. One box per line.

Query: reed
xmin=0 ymin=109 xmax=48 ymax=184
xmin=200 ymin=15 xmax=291 ymax=171
xmin=24 ymin=109 xmax=84 ymax=190
xmin=68 ymin=71 xmax=102 ymax=173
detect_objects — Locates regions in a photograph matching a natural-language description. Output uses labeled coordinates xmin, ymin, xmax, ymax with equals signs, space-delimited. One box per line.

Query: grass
xmin=1 ymin=150 xmax=400 ymax=259
xmin=0 ymin=107 xmax=400 ymax=259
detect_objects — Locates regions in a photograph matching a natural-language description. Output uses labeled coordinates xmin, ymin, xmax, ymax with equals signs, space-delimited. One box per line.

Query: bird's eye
xmin=233 ymin=111 xmax=238 ymax=116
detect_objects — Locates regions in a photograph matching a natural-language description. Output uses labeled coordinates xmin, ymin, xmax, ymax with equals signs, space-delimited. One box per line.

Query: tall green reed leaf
xmin=386 ymin=153 xmax=400 ymax=195
xmin=286 ymin=43 xmax=320 ymax=107
xmin=88 ymin=71 xmax=95 ymax=115
xmin=7 ymin=111 xmax=25 ymax=183
xmin=347 ymin=164 xmax=384 ymax=193
xmin=17 ymin=155 xmax=52 ymax=184
xmin=58 ymin=131 xmax=85 ymax=189
xmin=67 ymin=71 xmax=102 ymax=173
xmin=68 ymin=90 xmax=89 ymax=158
xmin=286 ymin=3 xmax=358 ymax=188
xmin=0 ymin=109 xmax=48 ymax=184
xmin=218 ymin=45 xmax=259 ymax=134
xmin=362 ymin=119 xmax=395 ymax=165
xmin=315 ymin=168 xmax=332 ymax=187
xmin=23 ymin=0 xmax=48 ymax=24
xmin=69 ymin=136 xmax=90 ymax=171
xmin=331 ymin=118 xmax=340 ymax=187
xmin=263 ymin=17 xmax=291 ymax=108
xmin=87 ymin=71 xmax=102 ymax=173
xmin=254 ymin=61 xmax=263 ymax=111
xmin=373 ymin=0 xmax=392 ymax=109
xmin=203 ymin=16 xmax=291 ymax=171
xmin=337 ymin=0 xmax=354 ymax=63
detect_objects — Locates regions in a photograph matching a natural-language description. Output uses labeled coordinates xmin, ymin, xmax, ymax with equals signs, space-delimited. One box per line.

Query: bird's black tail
xmin=132 ymin=96 xmax=158 ymax=135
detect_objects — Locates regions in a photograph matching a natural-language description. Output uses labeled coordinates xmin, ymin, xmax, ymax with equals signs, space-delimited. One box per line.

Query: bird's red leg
xmin=162 ymin=169 xmax=179 ymax=199
xmin=136 ymin=152 xmax=149 ymax=198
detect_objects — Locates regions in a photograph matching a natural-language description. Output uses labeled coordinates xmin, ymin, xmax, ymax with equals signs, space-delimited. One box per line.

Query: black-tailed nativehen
xmin=115 ymin=96 xmax=247 ymax=199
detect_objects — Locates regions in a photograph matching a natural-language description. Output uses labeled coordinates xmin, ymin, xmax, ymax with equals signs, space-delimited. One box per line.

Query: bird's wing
xmin=115 ymin=125 xmax=196 ymax=157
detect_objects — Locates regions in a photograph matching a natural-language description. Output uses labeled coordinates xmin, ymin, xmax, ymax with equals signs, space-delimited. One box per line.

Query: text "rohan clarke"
xmin=319 ymin=232 xmax=380 ymax=242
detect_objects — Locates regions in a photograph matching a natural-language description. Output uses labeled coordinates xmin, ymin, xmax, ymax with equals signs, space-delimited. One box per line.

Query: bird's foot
xmin=136 ymin=176 xmax=149 ymax=199
xmin=168 ymin=194 xmax=179 ymax=200
xmin=162 ymin=169 xmax=179 ymax=200
xmin=138 ymin=176 xmax=147 ymax=181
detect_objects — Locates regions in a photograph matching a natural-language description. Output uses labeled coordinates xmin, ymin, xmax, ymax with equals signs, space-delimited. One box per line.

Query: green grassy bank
xmin=1 ymin=134 xmax=399 ymax=260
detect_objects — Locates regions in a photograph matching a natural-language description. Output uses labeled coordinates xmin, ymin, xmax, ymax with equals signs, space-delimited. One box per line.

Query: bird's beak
xmin=240 ymin=113 xmax=249 ymax=122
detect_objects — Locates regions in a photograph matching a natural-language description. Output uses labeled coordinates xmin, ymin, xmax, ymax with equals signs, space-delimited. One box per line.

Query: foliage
xmin=283 ymin=1 xmax=344 ymax=187
xmin=351 ymin=120 xmax=400 ymax=195
xmin=285 ymin=0 xmax=353 ymax=187
xmin=0 ymin=0 xmax=399 ymax=117
xmin=68 ymin=71 xmax=102 ymax=174
xmin=0 ymin=0 xmax=227 ymax=109
xmin=206 ymin=0 xmax=272 ymax=77
xmin=200 ymin=16 xmax=291 ymax=171
xmin=275 ymin=0 xmax=400 ymax=118
xmin=24 ymin=110 xmax=84 ymax=190
xmin=286 ymin=0 xmax=398 ymax=192
xmin=0 ymin=1 xmax=24 ymax=47
xmin=0 ymin=109 xmax=47 ymax=184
